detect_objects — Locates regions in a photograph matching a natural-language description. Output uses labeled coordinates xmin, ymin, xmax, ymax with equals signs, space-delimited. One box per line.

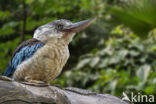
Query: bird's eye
xmin=56 ymin=24 xmax=63 ymax=30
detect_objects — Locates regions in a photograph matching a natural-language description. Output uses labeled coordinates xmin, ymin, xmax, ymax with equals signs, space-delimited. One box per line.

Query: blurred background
xmin=0 ymin=0 xmax=156 ymax=99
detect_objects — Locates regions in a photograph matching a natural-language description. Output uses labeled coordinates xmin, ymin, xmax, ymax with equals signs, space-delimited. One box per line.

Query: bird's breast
xmin=35 ymin=42 xmax=70 ymax=82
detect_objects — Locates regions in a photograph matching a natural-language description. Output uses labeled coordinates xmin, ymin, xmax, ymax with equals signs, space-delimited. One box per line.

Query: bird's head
xmin=33 ymin=19 xmax=94 ymax=44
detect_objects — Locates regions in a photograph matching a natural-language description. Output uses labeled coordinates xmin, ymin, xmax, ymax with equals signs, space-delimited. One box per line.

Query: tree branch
xmin=0 ymin=80 xmax=129 ymax=104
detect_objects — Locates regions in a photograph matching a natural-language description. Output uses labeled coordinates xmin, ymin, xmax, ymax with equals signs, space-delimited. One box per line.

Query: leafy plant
xmin=109 ymin=0 xmax=156 ymax=37
xmin=54 ymin=26 xmax=156 ymax=96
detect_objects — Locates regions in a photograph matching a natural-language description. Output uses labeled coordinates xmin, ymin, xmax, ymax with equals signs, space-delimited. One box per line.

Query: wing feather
xmin=3 ymin=39 xmax=44 ymax=77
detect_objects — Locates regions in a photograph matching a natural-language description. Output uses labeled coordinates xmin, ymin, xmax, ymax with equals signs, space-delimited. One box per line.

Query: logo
xmin=122 ymin=92 xmax=155 ymax=103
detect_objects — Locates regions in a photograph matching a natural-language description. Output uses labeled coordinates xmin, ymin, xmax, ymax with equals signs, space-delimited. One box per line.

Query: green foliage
xmin=109 ymin=0 xmax=156 ymax=37
xmin=54 ymin=26 xmax=156 ymax=96
xmin=0 ymin=38 xmax=20 ymax=73
xmin=0 ymin=0 xmax=106 ymax=72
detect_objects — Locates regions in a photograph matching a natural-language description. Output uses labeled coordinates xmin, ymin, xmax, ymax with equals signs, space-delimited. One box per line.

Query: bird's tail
xmin=3 ymin=65 xmax=13 ymax=77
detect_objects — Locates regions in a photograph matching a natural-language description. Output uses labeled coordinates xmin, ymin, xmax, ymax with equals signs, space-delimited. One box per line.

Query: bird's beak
xmin=62 ymin=18 xmax=95 ymax=33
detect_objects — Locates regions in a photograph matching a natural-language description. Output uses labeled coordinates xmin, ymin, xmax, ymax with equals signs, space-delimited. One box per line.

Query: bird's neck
xmin=62 ymin=33 xmax=75 ymax=44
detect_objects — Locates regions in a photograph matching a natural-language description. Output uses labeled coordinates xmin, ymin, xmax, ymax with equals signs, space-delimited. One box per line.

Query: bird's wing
xmin=3 ymin=38 xmax=45 ymax=77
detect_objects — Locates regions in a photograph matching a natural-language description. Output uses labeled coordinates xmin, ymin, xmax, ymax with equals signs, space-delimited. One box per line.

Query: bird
xmin=1 ymin=18 xmax=94 ymax=86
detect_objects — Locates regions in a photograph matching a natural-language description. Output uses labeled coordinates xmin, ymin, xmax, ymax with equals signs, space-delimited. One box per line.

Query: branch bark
xmin=0 ymin=80 xmax=129 ymax=104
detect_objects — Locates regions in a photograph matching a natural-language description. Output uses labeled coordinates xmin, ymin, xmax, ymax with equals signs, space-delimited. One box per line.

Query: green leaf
xmin=144 ymin=86 xmax=155 ymax=94
xmin=136 ymin=65 xmax=151 ymax=81
xmin=76 ymin=58 xmax=91 ymax=69
xmin=90 ymin=56 xmax=100 ymax=67
xmin=109 ymin=0 xmax=156 ymax=38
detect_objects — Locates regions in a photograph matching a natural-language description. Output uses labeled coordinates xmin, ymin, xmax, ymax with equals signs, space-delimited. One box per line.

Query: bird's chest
xmin=42 ymin=44 xmax=69 ymax=69
xmin=35 ymin=43 xmax=69 ymax=81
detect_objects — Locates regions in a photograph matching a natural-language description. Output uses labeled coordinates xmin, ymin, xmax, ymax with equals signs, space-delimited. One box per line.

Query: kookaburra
xmin=2 ymin=19 xmax=94 ymax=86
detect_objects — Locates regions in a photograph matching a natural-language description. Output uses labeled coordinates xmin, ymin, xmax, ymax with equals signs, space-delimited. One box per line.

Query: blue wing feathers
xmin=3 ymin=39 xmax=44 ymax=77
xmin=3 ymin=65 xmax=13 ymax=77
